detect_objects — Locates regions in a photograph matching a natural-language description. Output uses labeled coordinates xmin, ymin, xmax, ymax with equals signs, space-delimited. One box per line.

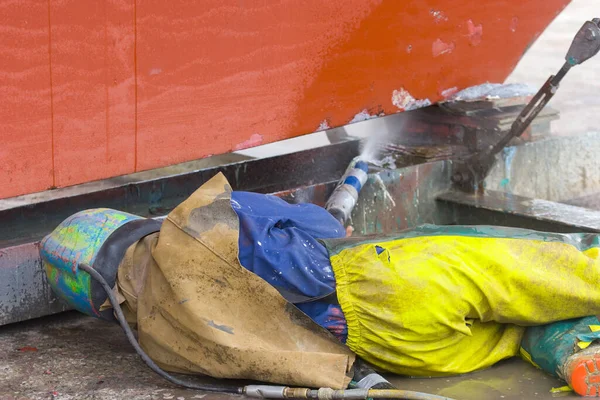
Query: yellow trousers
xmin=326 ymin=225 xmax=600 ymax=376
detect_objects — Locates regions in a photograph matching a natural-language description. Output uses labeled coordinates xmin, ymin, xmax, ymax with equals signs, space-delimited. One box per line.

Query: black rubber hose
xmin=78 ymin=263 xmax=242 ymax=394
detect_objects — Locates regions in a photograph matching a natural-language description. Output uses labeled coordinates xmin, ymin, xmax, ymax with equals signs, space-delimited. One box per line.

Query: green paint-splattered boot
xmin=521 ymin=316 xmax=600 ymax=396
xmin=564 ymin=343 xmax=600 ymax=396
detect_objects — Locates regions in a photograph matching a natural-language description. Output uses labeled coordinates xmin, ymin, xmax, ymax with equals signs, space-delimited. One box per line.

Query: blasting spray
xmin=325 ymin=159 xmax=369 ymax=225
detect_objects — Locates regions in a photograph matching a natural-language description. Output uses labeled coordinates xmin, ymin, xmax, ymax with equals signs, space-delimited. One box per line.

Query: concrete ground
xmin=0 ymin=312 xmax=235 ymax=400
xmin=1 ymin=1 xmax=598 ymax=400
xmin=0 ymin=312 xmax=573 ymax=400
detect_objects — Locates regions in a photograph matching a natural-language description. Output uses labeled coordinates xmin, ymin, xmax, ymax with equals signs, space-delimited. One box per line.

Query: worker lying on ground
xmin=41 ymin=173 xmax=600 ymax=396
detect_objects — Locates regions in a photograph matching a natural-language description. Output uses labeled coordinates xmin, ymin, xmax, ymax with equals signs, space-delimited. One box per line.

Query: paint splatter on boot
xmin=565 ymin=345 xmax=600 ymax=396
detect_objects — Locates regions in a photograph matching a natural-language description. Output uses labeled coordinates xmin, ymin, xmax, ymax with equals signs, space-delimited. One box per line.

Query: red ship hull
xmin=0 ymin=0 xmax=570 ymax=199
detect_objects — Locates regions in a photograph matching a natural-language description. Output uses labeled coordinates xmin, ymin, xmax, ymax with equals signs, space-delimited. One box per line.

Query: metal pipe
xmin=325 ymin=158 xmax=369 ymax=225
xmin=243 ymin=387 xmax=455 ymax=400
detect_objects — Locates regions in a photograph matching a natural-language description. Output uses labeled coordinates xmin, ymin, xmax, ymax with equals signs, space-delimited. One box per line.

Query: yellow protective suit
xmin=324 ymin=226 xmax=600 ymax=377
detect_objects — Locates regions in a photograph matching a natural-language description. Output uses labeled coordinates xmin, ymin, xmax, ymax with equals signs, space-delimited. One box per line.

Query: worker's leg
xmin=521 ymin=316 xmax=600 ymax=396
xmin=327 ymin=227 xmax=600 ymax=376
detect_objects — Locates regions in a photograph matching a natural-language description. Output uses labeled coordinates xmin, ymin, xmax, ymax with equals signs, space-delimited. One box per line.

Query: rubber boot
xmin=521 ymin=316 xmax=600 ymax=397
xmin=564 ymin=345 xmax=600 ymax=396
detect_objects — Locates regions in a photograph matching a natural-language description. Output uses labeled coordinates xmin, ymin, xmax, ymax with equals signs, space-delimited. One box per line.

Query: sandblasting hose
xmin=244 ymin=386 xmax=455 ymax=400
xmin=325 ymin=159 xmax=369 ymax=225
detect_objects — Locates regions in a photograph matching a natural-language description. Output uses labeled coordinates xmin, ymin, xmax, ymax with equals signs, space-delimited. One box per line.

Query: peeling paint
xmin=467 ymin=19 xmax=483 ymax=46
xmin=430 ymin=9 xmax=448 ymax=23
xmin=406 ymin=44 xmax=412 ymax=54
xmin=391 ymin=88 xmax=415 ymax=110
xmin=440 ymin=87 xmax=459 ymax=98
xmin=432 ymin=38 xmax=455 ymax=57
xmin=350 ymin=109 xmax=379 ymax=124
xmin=406 ymin=99 xmax=432 ymax=110
xmin=449 ymin=82 xmax=535 ymax=101
xmin=234 ymin=133 xmax=263 ymax=151
xmin=315 ymin=120 xmax=330 ymax=132
xmin=391 ymin=88 xmax=431 ymax=111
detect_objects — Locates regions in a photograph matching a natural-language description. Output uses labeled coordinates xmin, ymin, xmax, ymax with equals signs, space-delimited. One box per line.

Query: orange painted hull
xmin=1 ymin=0 xmax=570 ymax=199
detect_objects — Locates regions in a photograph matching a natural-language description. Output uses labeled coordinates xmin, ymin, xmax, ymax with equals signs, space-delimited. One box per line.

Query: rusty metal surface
xmin=352 ymin=162 xmax=454 ymax=234
xmin=438 ymin=189 xmax=600 ymax=233
xmin=276 ymin=161 xmax=456 ymax=235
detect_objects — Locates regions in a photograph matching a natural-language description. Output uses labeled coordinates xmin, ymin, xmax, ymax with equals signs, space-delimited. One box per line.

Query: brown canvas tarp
xmin=113 ymin=173 xmax=355 ymax=388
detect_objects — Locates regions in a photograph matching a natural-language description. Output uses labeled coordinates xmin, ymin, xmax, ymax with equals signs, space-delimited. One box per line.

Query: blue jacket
xmin=231 ymin=191 xmax=348 ymax=342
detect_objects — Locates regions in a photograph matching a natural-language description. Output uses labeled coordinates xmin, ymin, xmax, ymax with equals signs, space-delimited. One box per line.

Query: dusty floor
xmin=0 ymin=312 xmax=240 ymax=400
xmin=0 ymin=312 xmax=578 ymax=400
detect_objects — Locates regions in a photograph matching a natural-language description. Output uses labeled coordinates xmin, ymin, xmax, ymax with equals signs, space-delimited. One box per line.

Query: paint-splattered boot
xmin=564 ymin=345 xmax=600 ymax=396
xmin=521 ymin=316 xmax=600 ymax=396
